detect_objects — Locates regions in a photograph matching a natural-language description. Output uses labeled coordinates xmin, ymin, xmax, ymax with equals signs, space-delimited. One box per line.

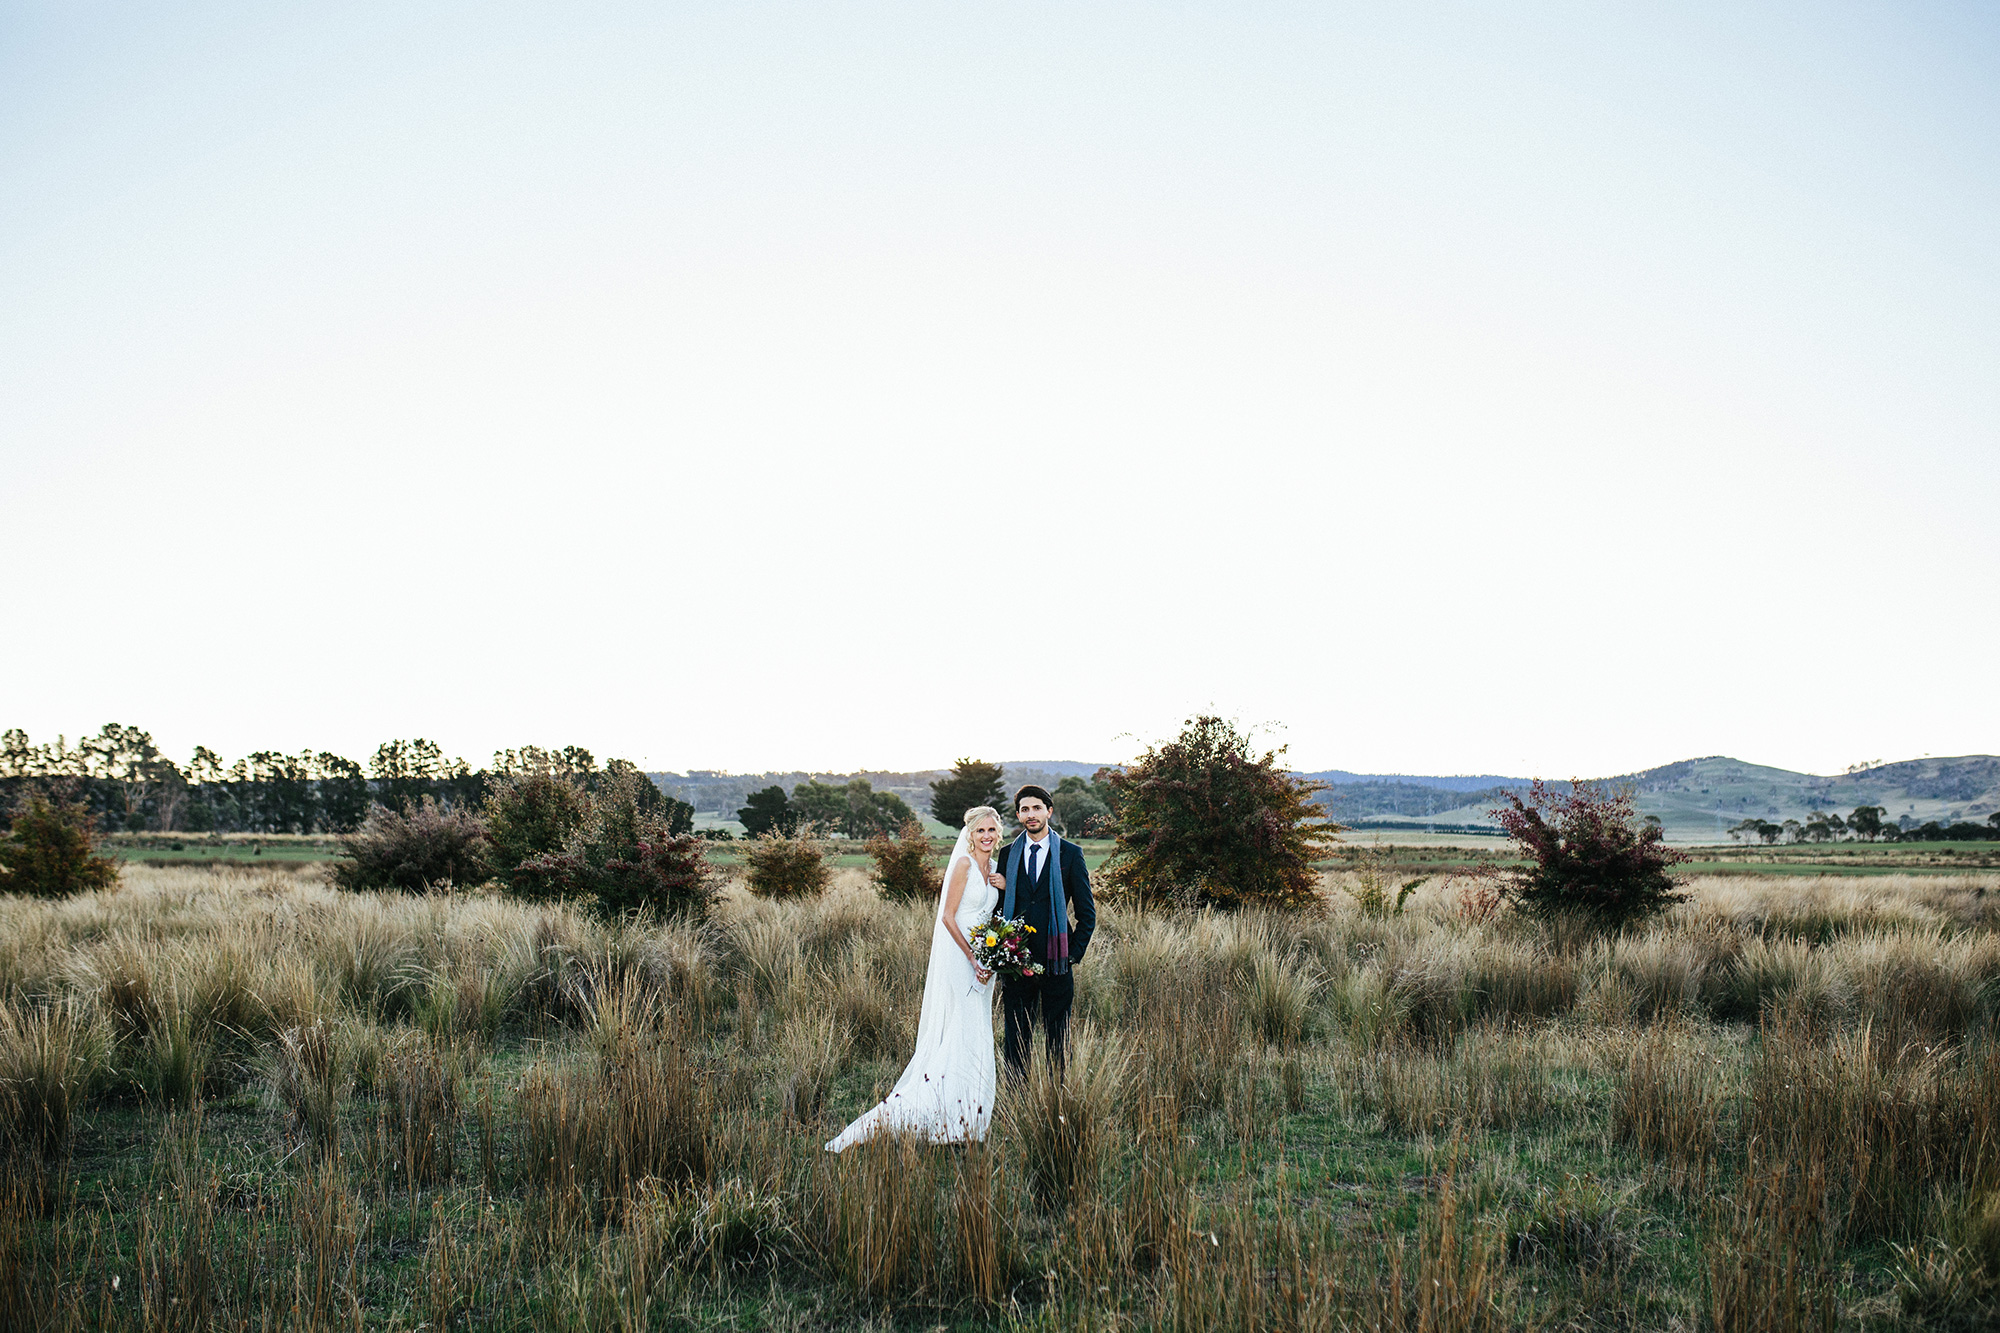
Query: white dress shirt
xmin=1022 ymin=829 xmax=1052 ymax=882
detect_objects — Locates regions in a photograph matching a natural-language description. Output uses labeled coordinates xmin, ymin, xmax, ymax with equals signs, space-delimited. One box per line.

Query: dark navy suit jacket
xmin=996 ymin=835 xmax=1096 ymax=966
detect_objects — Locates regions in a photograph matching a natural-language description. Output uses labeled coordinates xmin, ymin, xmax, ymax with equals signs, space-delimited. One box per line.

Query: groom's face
xmin=1016 ymin=797 xmax=1050 ymax=836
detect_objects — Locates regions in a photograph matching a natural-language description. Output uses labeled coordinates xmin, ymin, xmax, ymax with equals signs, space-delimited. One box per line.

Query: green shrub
xmin=866 ymin=821 xmax=941 ymax=903
xmin=331 ymin=798 xmax=491 ymax=892
xmin=0 ymin=790 xmax=118 ymax=899
xmin=1102 ymin=715 xmax=1341 ymax=911
xmin=485 ymin=772 xmax=591 ymax=887
xmin=507 ymin=767 xmax=715 ymax=920
xmin=1052 ymin=774 xmax=1115 ymax=838
xmin=742 ymin=834 xmax=831 ymax=901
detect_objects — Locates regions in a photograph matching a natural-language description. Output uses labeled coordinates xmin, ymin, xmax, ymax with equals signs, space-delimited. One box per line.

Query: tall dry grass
xmin=0 ymin=861 xmax=1996 ymax=1328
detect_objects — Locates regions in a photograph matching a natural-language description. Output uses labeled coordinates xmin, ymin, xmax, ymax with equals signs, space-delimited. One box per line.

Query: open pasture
xmin=4 ymin=864 xmax=2000 ymax=1331
xmin=98 ymin=831 xmax=1994 ymax=885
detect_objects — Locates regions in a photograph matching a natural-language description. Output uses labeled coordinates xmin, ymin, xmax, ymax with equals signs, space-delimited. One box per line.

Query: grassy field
xmin=98 ymin=834 xmax=346 ymax=867
xmin=1680 ymin=841 xmax=2000 ymax=874
xmin=5 ymin=864 xmax=2000 ymax=1330
xmin=101 ymin=830 xmax=1999 ymax=881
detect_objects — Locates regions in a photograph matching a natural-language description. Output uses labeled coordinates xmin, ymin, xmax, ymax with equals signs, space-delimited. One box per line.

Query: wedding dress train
xmin=825 ymin=839 xmax=997 ymax=1150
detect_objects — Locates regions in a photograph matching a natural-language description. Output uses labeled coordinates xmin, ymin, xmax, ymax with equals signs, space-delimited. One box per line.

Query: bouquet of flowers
xmin=970 ymin=913 xmax=1044 ymax=979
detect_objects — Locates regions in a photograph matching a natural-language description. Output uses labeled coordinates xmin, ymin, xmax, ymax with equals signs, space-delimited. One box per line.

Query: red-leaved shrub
xmin=1490 ymin=780 xmax=1688 ymax=930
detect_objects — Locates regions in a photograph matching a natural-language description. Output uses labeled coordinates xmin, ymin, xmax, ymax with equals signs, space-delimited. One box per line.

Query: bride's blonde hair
xmin=962 ymin=805 xmax=1000 ymax=832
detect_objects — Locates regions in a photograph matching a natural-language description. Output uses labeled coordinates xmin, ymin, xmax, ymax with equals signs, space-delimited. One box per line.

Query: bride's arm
xmin=940 ymin=859 xmax=989 ymax=978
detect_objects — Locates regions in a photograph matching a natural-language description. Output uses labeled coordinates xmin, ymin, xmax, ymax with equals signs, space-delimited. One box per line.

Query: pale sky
xmin=3 ymin=3 xmax=1996 ymax=780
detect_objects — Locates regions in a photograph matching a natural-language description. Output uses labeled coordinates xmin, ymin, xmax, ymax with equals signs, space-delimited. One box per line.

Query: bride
xmin=825 ymin=806 xmax=1002 ymax=1151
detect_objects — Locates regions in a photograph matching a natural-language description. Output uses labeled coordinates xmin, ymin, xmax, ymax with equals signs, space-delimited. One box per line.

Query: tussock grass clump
xmin=811 ymin=1133 xmax=950 ymax=1302
xmin=1613 ymin=1023 xmax=1731 ymax=1186
xmin=519 ymin=998 xmax=711 ymax=1224
xmin=328 ymin=908 xmax=426 ymax=1019
xmin=268 ymin=1019 xmax=346 ymax=1157
xmin=1133 ymin=981 xmax=1242 ymax=1115
xmin=1837 ymin=925 xmax=1999 ymax=1046
xmin=0 ymin=998 xmax=106 ymax=1161
xmin=1384 ymin=934 xmax=1486 ymax=1039
xmin=819 ymin=950 xmax=904 ymax=1059
xmin=1888 ymin=1186 xmax=2000 ymax=1326
xmin=1242 ymin=948 xmax=1321 ymax=1047
xmin=1705 ymin=1148 xmax=1838 ymax=1333
xmin=1714 ymin=935 xmax=1855 ymax=1026
xmin=380 ymin=1029 xmax=460 ymax=1186
xmin=1742 ymin=1018 xmax=2000 ymax=1244
xmin=998 ymin=1021 xmax=1130 ymax=1206
xmin=730 ymin=914 xmax=805 ymax=1008
xmin=134 ymin=1112 xmax=219 ymax=1333
xmin=1354 ymin=1162 xmax=1503 ymax=1333
xmin=629 ymin=1175 xmax=792 ymax=1277
xmin=284 ymin=1157 xmax=366 ymax=1327
xmin=1120 ymin=1092 xmax=1195 ymax=1273
xmin=1471 ymin=932 xmax=1580 ymax=1022
xmin=1601 ymin=930 xmax=1712 ymax=1020
xmin=807 ymin=1131 xmax=1016 ymax=1310
xmin=129 ymin=982 xmax=210 ymax=1107
xmin=775 ymin=1009 xmax=849 ymax=1124
xmin=1509 ymin=1176 xmax=1633 ymax=1274
xmin=1368 ymin=1025 xmax=1569 ymax=1133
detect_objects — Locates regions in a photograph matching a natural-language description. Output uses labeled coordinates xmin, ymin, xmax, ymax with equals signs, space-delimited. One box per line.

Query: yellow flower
xmin=984 ymin=932 xmax=998 ymax=946
xmin=1025 ymin=925 xmax=1037 ymax=933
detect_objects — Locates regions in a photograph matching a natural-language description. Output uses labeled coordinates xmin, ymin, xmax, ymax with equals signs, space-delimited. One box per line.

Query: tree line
xmin=731 ymin=761 xmax=1122 ymax=840
xmin=732 ymin=777 xmax=918 ymax=839
xmin=1728 ymin=805 xmax=2000 ymax=844
xmin=5 ymin=713 xmax=1696 ymax=938
xmin=0 ymin=725 xmax=690 ymax=837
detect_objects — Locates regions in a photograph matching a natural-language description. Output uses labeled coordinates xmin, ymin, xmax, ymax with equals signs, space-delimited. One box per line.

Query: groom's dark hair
xmin=1014 ymin=784 xmax=1054 ymax=810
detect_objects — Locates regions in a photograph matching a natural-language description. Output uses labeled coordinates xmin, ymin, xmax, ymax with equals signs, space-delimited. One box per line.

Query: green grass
xmin=100 ymin=832 xmax=343 ymax=864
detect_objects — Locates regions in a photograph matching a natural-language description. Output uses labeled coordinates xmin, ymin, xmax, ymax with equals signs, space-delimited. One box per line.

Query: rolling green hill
xmin=653 ymin=755 xmax=1998 ymax=847
xmin=1370 ymin=755 xmax=2000 ymax=844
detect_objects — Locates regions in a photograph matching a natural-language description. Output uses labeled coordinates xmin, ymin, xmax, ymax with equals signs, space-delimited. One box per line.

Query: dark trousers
xmin=1001 ymin=970 xmax=1074 ymax=1075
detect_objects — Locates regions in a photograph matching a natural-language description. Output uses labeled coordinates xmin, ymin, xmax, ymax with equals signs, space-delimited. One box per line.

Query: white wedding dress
xmin=825 ymin=833 xmax=998 ymax=1151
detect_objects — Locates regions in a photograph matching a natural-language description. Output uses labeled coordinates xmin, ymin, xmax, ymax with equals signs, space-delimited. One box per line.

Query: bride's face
xmin=970 ymin=819 xmax=1000 ymax=854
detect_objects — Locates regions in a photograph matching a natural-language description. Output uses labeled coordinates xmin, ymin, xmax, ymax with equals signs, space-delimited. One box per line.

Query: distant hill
xmin=1307 ymin=779 xmax=1526 ymax=826
xmin=1343 ymin=755 xmax=2000 ymax=843
xmin=651 ymin=754 xmax=2000 ymax=844
xmin=1307 ymin=771 xmax=1532 ymax=792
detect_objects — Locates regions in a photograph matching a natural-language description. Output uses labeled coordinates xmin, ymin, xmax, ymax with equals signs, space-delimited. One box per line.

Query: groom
xmin=994 ymin=785 xmax=1096 ymax=1075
